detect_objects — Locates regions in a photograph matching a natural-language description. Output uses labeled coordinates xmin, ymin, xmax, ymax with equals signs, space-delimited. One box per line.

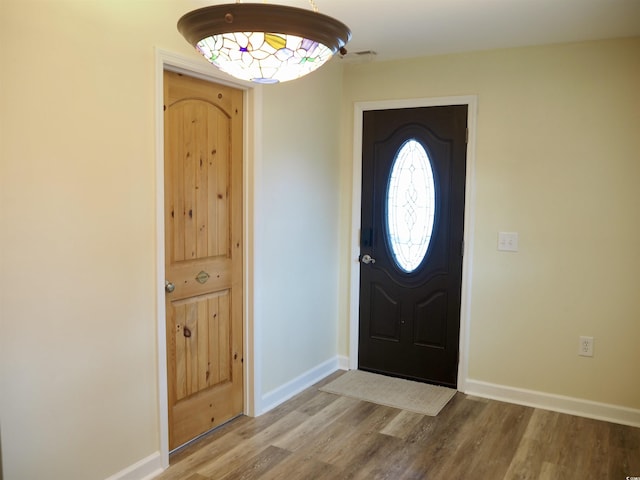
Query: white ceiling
xmin=192 ymin=0 xmax=640 ymax=62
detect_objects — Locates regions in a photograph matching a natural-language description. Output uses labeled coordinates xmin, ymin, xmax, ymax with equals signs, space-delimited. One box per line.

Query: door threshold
xmin=169 ymin=413 xmax=244 ymax=458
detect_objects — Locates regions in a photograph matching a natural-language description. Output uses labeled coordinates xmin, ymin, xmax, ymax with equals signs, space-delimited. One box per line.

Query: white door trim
xmin=349 ymin=96 xmax=478 ymax=392
xmin=154 ymin=49 xmax=261 ymax=467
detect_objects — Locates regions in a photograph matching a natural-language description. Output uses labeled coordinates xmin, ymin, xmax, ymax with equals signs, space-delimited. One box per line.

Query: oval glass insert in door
xmin=386 ymin=139 xmax=436 ymax=273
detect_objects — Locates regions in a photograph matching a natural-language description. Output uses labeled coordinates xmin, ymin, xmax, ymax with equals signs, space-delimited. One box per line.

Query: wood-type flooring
xmin=156 ymin=371 xmax=640 ymax=480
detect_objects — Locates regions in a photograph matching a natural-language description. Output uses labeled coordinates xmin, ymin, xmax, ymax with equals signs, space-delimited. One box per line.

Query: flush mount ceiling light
xmin=178 ymin=1 xmax=351 ymax=84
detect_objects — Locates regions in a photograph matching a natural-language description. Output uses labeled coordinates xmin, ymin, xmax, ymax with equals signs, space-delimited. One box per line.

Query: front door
xmin=164 ymin=71 xmax=244 ymax=450
xmin=358 ymin=105 xmax=467 ymax=388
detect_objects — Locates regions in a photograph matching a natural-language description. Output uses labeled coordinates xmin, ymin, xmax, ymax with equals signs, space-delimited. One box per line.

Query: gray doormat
xmin=320 ymin=370 xmax=456 ymax=416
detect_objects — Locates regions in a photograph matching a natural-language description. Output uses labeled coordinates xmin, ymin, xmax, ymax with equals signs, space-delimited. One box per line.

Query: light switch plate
xmin=498 ymin=232 xmax=519 ymax=252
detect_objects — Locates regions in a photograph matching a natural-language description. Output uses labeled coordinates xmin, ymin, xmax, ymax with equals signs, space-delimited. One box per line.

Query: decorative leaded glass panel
xmin=386 ymin=139 xmax=436 ymax=273
xmin=196 ymin=32 xmax=334 ymax=84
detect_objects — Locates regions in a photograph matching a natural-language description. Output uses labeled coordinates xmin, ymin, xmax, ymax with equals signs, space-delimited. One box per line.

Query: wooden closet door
xmin=164 ymin=71 xmax=243 ymax=450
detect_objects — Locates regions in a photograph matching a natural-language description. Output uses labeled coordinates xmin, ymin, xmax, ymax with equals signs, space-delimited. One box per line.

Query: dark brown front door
xmin=358 ymin=105 xmax=467 ymax=388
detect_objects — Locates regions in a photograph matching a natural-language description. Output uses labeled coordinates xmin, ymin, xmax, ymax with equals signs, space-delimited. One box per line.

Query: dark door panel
xmin=358 ymin=105 xmax=467 ymax=388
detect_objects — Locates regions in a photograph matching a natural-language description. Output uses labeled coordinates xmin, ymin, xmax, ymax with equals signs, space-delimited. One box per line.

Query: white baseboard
xmin=337 ymin=355 xmax=350 ymax=371
xmin=259 ymin=356 xmax=341 ymax=415
xmin=465 ymin=379 xmax=640 ymax=428
xmin=104 ymin=452 xmax=164 ymax=480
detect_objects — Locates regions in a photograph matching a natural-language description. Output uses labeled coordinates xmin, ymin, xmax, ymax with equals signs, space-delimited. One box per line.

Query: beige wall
xmin=1 ymin=0 xmax=638 ymax=478
xmin=0 ymin=2 xmax=184 ymax=479
xmin=0 ymin=1 xmax=343 ymax=479
xmin=339 ymin=38 xmax=640 ymax=409
xmin=258 ymin=61 xmax=343 ymax=395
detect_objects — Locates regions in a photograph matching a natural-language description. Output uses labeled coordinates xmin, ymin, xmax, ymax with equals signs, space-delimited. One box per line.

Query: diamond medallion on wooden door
xmin=164 ymin=71 xmax=243 ymax=450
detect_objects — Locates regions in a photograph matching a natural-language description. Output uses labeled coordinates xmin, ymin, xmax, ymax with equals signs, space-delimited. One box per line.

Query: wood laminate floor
xmin=156 ymin=371 xmax=640 ymax=480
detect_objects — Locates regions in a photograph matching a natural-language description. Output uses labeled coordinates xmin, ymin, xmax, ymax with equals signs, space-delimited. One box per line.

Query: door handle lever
xmin=360 ymin=254 xmax=376 ymax=264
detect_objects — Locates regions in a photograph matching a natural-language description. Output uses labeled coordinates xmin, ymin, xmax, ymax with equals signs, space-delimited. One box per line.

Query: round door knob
xmin=165 ymin=281 xmax=175 ymax=293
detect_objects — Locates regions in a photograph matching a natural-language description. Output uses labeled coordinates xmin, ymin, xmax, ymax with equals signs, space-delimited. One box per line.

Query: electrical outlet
xmin=579 ymin=336 xmax=594 ymax=357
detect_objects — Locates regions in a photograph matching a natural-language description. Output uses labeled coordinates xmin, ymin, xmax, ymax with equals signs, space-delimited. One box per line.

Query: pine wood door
xmin=359 ymin=106 xmax=467 ymax=388
xmin=164 ymin=71 xmax=243 ymax=450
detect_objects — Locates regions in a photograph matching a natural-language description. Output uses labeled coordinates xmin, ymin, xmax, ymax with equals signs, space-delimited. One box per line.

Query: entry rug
xmin=320 ymin=370 xmax=456 ymax=416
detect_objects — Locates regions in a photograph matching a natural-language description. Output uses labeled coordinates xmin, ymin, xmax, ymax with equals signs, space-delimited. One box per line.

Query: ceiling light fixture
xmin=177 ymin=1 xmax=351 ymax=84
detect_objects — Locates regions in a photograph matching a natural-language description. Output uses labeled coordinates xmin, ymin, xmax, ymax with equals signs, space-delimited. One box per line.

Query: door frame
xmin=348 ymin=96 xmax=478 ymax=392
xmin=155 ymin=49 xmax=261 ymax=467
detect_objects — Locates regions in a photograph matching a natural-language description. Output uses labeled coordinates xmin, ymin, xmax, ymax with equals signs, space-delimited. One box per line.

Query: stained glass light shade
xmin=386 ymin=139 xmax=436 ymax=273
xmin=178 ymin=4 xmax=351 ymax=84
xmin=196 ymin=32 xmax=333 ymax=84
